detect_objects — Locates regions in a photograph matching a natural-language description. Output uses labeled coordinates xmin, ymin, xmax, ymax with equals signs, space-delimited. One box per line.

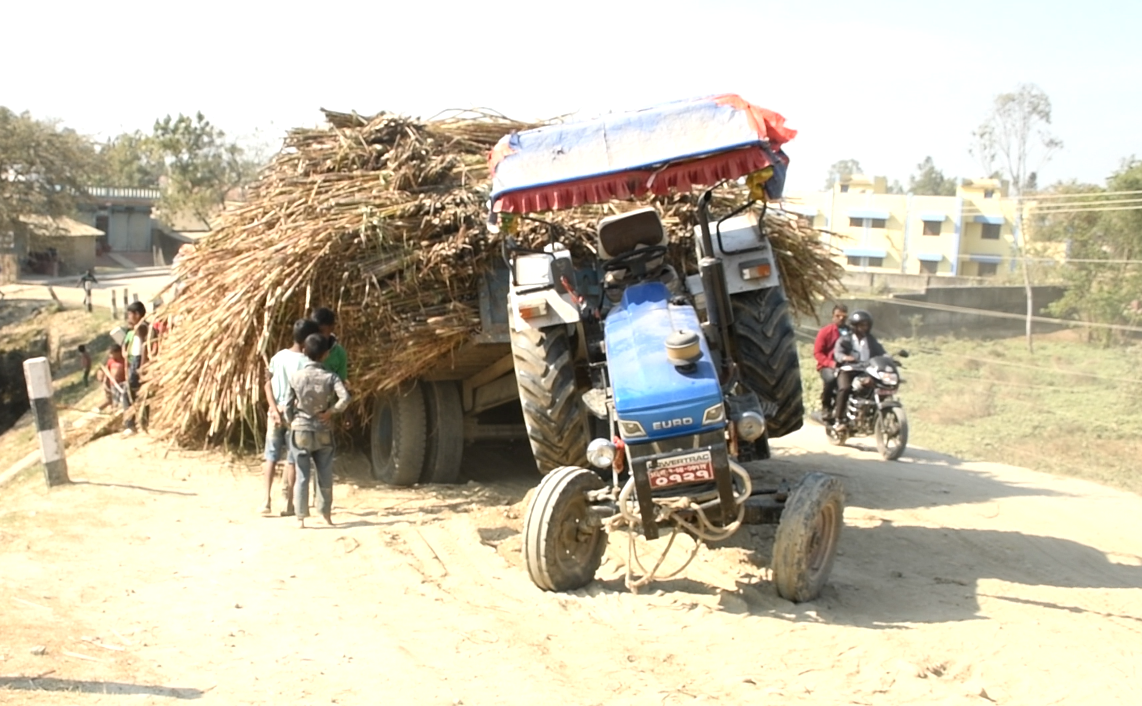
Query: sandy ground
xmin=1 ymin=426 xmax=1140 ymax=706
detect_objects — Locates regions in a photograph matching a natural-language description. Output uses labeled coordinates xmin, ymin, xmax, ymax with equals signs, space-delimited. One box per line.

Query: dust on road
xmin=1 ymin=427 xmax=1140 ymax=705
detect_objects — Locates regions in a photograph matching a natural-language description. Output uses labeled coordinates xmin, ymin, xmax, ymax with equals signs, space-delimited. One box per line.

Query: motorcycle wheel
xmin=875 ymin=407 xmax=909 ymax=461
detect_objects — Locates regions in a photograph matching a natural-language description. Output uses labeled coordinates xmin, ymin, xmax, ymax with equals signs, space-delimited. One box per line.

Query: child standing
xmin=78 ymin=345 xmax=92 ymax=387
xmin=286 ymin=333 xmax=351 ymax=528
xmin=261 ymin=318 xmax=320 ymax=516
xmin=121 ymin=302 xmax=149 ymax=437
xmin=95 ymin=344 xmax=126 ymax=412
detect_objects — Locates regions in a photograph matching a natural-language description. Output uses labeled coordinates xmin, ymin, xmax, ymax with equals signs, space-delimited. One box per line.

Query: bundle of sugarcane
xmin=143 ymin=109 xmax=844 ymax=445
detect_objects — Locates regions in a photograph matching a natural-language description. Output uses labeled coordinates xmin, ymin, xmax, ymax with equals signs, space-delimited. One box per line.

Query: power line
xmin=870 ymin=297 xmax=1142 ymax=334
xmin=1030 ymin=196 xmax=1142 ymax=209
xmin=1025 ymin=189 xmax=1142 ymax=200
xmin=1027 ymin=205 xmax=1142 ymax=215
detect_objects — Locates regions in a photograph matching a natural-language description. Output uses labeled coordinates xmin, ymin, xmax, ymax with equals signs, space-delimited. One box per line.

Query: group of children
xmin=262 ymin=307 xmax=351 ymax=529
xmin=83 ymin=301 xmax=152 ymax=436
xmin=77 ymin=302 xmax=349 ymax=529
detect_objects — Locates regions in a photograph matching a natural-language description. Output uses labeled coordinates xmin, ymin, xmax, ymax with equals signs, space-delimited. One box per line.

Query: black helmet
xmin=848 ymin=310 xmax=873 ymax=329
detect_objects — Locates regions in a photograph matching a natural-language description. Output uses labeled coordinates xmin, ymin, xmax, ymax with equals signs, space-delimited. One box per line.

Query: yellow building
xmin=786 ymin=176 xmax=1021 ymax=278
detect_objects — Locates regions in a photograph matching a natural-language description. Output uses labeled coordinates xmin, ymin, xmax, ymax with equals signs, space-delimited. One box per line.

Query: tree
xmin=0 ymin=107 xmax=99 ymax=235
xmin=150 ymin=112 xmax=259 ymax=222
xmin=887 ymin=179 xmax=905 ymax=195
xmin=96 ymin=131 xmax=164 ymax=189
xmin=1044 ymin=163 xmax=1142 ymax=344
xmin=970 ymin=83 xmax=1063 ymax=352
xmin=908 ymin=156 xmax=957 ymax=196
xmin=823 ymin=159 xmax=863 ymax=189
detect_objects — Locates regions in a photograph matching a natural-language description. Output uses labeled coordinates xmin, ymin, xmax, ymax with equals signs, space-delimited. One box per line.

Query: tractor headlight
xmin=586 ymin=438 xmax=617 ymax=468
xmin=736 ymin=410 xmax=766 ymax=442
xmin=618 ymin=420 xmax=646 ymax=438
xmin=702 ymin=404 xmax=726 ymax=425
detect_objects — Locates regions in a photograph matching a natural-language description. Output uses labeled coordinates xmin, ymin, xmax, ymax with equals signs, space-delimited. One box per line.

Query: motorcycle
xmin=825 ymin=351 xmax=910 ymax=460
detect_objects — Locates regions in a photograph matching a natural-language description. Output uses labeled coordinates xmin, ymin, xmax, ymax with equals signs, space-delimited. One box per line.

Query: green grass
xmin=797 ymin=332 xmax=1142 ymax=495
xmin=0 ymin=304 xmax=117 ymax=474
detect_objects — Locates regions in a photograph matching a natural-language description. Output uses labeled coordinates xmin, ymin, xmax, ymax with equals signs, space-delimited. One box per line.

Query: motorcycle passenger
xmin=813 ymin=303 xmax=848 ymax=424
xmin=832 ymin=310 xmax=886 ymax=432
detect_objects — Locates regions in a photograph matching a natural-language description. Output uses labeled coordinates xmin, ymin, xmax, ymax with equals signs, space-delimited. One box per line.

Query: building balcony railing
xmin=85 ymin=186 xmax=162 ymax=201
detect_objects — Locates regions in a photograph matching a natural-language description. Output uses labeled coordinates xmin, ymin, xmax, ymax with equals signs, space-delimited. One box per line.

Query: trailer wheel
xmin=370 ymin=384 xmax=427 ymax=487
xmin=772 ymin=472 xmax=844 ymax=603
xmin=731 ymin=287 xmax=804 ymax=438
xmin=511 ymin=325 xmax=588 ymax=474
xmin=420 ymin=381 xmax=465 ymax=484
xmin=523 ymin=466 xmax=607 ymax=591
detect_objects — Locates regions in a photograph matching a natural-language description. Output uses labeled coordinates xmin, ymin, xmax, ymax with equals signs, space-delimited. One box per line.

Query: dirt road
xmin=1 ymin=427 xmax=1140 ymax=705
xmin=1 ymin=269 xmax=173 ymax=313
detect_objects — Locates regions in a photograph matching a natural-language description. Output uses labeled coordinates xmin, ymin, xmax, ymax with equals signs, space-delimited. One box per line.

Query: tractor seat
xmin=596 ymin=208 xmax=668 ymax=259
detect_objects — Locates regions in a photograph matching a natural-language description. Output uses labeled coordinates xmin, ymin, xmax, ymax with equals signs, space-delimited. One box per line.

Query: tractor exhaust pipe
xmin=696 ymin=190 xmax=736 ymax=380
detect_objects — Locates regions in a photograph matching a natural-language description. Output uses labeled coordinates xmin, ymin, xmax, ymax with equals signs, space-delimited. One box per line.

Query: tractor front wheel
xmin=771 ymin=472 xmax=844 ymax=602
xmin=523 ymin=466 xmax=608 ymax=592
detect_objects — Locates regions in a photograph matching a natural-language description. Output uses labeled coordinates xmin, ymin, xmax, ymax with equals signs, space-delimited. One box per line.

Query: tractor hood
xmin=604 ymin=282 xmax=725 ymax=441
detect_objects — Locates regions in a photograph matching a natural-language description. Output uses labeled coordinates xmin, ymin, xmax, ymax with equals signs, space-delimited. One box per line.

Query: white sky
xmin=4 ymin=0 xmax=1140 ymax=193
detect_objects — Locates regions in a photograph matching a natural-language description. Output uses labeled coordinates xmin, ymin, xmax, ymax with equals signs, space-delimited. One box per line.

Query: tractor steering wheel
xmin=602 ymin=245 xmax=670 ymax=281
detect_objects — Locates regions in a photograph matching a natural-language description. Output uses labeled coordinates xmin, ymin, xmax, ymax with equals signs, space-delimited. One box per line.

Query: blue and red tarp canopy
xmin=488 ymin=94 xmax=796 ymax=214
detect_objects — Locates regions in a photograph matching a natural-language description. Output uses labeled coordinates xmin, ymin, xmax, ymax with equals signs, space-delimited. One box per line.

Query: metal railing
xmin=85 ymin=187 xmax=161 ymax=201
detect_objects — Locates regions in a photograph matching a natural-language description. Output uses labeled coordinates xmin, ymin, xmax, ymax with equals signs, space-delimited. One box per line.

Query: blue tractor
xmin=489 ymin=95 xmax=844 ymax=601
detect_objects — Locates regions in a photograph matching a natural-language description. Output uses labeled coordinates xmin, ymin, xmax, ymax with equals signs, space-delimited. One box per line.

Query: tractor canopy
xmin=488 ymin=94 xmax=796 ymax=217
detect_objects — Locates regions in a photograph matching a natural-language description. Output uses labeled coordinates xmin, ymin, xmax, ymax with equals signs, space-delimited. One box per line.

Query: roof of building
xmin=20 ymin=215 xmax=104 ymax=237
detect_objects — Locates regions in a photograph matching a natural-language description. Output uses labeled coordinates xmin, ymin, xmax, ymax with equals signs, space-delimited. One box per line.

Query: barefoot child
xmin=95 ymin=344 xmax=126 ymax=412
xmin=286 ymin=333 xmax=351 ymax=528
xmin=261 ymin=319 xmax=320 ymax=516
xmin=79 ymin=345 xmax=92 ymax=387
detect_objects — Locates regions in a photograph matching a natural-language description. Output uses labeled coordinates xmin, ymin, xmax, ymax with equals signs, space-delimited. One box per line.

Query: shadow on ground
xmin=0 ymin=676 xmax=203 ymax=699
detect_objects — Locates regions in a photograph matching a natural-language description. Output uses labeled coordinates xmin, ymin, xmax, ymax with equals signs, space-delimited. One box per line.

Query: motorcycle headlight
xmin=879 ymin=372 xmax=899 ymax=385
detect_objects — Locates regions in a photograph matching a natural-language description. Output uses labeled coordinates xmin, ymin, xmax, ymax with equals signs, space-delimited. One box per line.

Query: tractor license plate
xmin=647 ymin=450 xmax=715 ymax=489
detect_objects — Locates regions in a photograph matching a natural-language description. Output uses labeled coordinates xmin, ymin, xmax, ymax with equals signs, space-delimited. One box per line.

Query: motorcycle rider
xmin=832 ymin=309 xmax=886 ymax=432
xmin=813 ymin=303 xmax=848 ymax=423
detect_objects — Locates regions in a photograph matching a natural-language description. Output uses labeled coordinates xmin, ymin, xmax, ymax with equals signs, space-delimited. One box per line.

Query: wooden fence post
xmin=22 ymin=356 xmax=70 ymax=487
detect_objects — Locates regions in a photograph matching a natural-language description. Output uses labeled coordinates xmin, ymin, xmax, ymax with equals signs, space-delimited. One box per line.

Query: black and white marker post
xmin=22 ymin=356 xmax=70 ymax=487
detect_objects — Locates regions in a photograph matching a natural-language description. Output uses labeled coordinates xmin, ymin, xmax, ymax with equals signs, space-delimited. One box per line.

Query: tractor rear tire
xmin=772 ymin=472 xmax=844 ymax=603
xmin=523 ymin=466 xmax=608 ymax=591
xmin=370 ymin=384 xmax=427 ymax=487
xmin=421 ymin=381 xmax=465 ymax=484
xmin=510 ymin=325 xmax=588 ymax=474
xmin=731 ymin=287 xmax=804 ymax=438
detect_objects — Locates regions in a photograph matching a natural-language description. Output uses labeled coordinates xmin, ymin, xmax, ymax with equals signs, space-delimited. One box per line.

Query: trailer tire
xmin=370 ymin=384 xmax=427 ymax=487
xmin=511 ymin=325 xmax=588 ymax=474
xmin=772 ymin=472 xmax=844 ymax=603
xmin=421 ymin=381 xmax=465 ymax=484
xmin=730 ymin=287 xmax=804 ymax=438
xmin=523 ymin=466 xmax=607 ymax=591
